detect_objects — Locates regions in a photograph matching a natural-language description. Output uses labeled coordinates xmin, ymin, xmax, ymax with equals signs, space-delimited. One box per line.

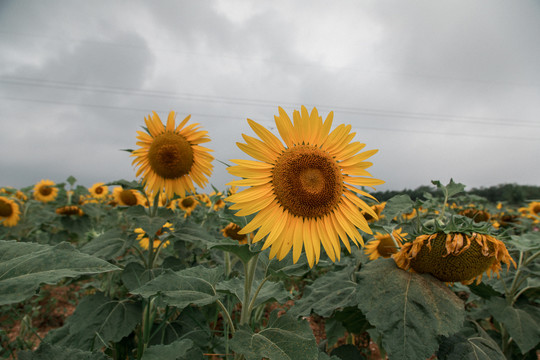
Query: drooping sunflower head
xmin=89 ymin=182 xmax=109 ymax=199
xmin=393 ymin=231 xmax=516 ymax=285
xmin=33 ymin=179 xmax=58 ymax=203
xmin=134 ymin=222 xmax=173 ymax=251
xmin=222 ymin=222 xmax=248 ymax=244
xmin=364 ymin=228 xmax=407 ymax=260
xmin=362 ymin=202 xmax=386 ymax=223
xmin=226 ymin=106 xmax=384 ymax=267
xmin=131 ymin=111 xmax=214 ymax=200
xmin=459 ymin=208 xmax=491 ymax=223
xmin=112 ymin=187 xmax=143 ymax=207
xmin=56 ymin=205 xmax=84 ymax=217
xmin=0 ymin=196 xmax=21 ymax=227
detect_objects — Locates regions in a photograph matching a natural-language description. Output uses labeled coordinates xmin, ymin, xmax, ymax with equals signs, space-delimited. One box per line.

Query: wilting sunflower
xmin=459 ymin=208 xmax=491 ymax=223
xmin=393 ymin=232 xmax=516 ymax=285
xmin=56 ymin=205 xmax=84 ymax=216
xmin=226 ymin=106 xmax=384 ymax=267
xmin=131 ymin=111 xmax=214 ymax=200
xmin=33 ymin=179 xmax=58 ymax=203
xmin=364 ymin=228 xmax=407 ymax=260
xmin=0 ymin=196 xmax=21 ymax=227
xmin=134 ymin=222 xmax=173 ymax=251
xmin=88 ymin=182 xmax=109 ymax=199
xmin=112 ymin=187 xmax=143 ymax=206
xmin=222 ymin=222 xmax=248 ymax=244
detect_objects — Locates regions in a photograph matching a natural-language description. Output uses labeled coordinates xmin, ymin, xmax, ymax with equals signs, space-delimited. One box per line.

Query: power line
xmin=1 ymin=76 xmax=539 ymax=128
xmin=1 ymin=96 xmax=538 ymax=142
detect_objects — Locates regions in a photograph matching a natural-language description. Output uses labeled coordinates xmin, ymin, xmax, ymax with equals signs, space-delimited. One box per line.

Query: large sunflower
xmin=226 ymin=106 xmax=384 ymax=267
xmin=0 ymin=196 xmax=21 ymax=227
xmin=33 ymin=179 xmax=58 ymax=203
xmin=131 ymin=111 xmax=214 ymax=200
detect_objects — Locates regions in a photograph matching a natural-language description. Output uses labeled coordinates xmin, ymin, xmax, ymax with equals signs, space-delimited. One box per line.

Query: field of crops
xmin=1 ymin=109 xmax=539 ymax=360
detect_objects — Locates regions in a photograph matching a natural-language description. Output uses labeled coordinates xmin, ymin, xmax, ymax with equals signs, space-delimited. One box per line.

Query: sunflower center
xmin=0 ymin=199 xmax=13 ymax=217
xmin=376 ymin=235 xmax=398 ymax=258
xmin=272 ymin=145 xmax=343 ymax=218
xmin=532 ymin=204 xmax=540 ymax=215
xmin=148 ymin=132 xmax=194 ymax=179
xmin=120 ymin=190 xmax=138 ymax=206
xmin=39 ymin=186 xmax=53 ymax=196
xmin=95 ymin=187 xmax=104 ymax=194
xmin=181 ymin=197 xmax=194 ymax=207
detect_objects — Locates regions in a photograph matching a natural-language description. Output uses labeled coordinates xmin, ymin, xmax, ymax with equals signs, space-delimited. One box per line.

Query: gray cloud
xmin=1 ymin=0 xmax=539 ymax=193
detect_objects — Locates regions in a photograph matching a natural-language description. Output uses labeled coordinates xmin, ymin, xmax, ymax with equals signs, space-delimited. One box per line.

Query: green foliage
xmin=356 ymin=259 xmax=465 ymax=360
xmin=0 ymin=241 xmax=118 ymax=305
xmin=18 ymin=343 xmax=111 ymax=360
xmin=141 ymin=339 xmax=204 ymax=360
xmin=229 ymin=311 xmax=319 ymax=360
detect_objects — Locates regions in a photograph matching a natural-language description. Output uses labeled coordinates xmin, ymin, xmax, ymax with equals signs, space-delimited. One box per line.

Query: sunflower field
xmin=1 ymin=108 xmax=539 ymax=360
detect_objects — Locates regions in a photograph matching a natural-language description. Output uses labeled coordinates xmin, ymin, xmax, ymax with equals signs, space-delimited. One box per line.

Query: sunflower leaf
xmin=380 ymin=194 xmax=414 ymax=221
xmin=356 ymin=258 xmax=465 ymax=360
xmin=229 ymin=311 xmax=319 ymax=360
xmin=288 ymin=267 xmax=358 ymax=317
xmin=437 ymin=322 xmax=505 ymax=360
xmin=486 ymin=297 xmax=540 ymax=354
xmin=44 ymin=292 xmax=142 ymax=351
xmin=79 ymin=229 xmax=126 ymax=260
xmin=141 ymin=339 xmax=204 ymax=360
xmin=0 ymin=240 xmax=119 ymax=306
xmin=130 ymin=266 xmax=223 ymax=310
xmin=18 ymin=343 xmax=110 ymax=360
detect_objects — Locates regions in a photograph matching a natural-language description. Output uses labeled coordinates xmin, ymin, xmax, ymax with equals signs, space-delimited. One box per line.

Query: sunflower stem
xmin=240 ymin=254 xmax=259 ymax=326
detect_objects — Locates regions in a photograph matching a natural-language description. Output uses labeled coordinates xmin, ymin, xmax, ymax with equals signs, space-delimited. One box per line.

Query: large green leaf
xmin=486 ymin=297 xmax=540 ymax=354
xmin=380 ymin=194 xmax=414 ymax=221
xmin=0 ymin=241 xmax=119 ymax=305
xmin=216 ymin=277 xmax=290 ymax=308
xmin=45 ymin=292 xmax=142 ymax=351
xmin=130 ymin=266 xmax=223 ymax=310
xmin=289 ymin=267 xmax=357 ymax=317
xmin=121 ymin=262 xmax=163 ymax=292
xmin=18 ymin=343 xmax=110 ymax=360
xmin=437 ymin=323 xmax=505 ymax=360
xmin=356 ymin=259 xmax=465 ymax=360
xmin=79 ymin=229 xmax=126 ymax=260
xmin=141 ymin=339 xmax=203 ymax=360
xmin=229 ymin=311 xmax=319 ymax=360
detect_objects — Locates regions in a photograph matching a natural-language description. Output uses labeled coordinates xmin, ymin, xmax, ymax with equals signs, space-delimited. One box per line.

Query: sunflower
xmin=177 ymin=195 xmax=198 ymax=216
xmin=222 ymin=222 xmax=248 ymax=244
xmin=362 ymin=202 xmax=386 ymax=223
xmin=33 ymin=179 xmax=58 ymax=203
xmin=0 ymin=196 xmax=21 ymax=227
xmin=364 ymin=228 xmax=407 ymax=260
xmin=197 ymin=193 xmax=212 ymax=207
xmin=56 ymin=205 xmax=84 ymax=216
xmin=112 ymin=187 xmax=143 ymax=206
xmin=131 ymin=111 xmax=214 ymax=200
xmin=226 ymin=106 xmax=384 ymax=267
xmin=134 ymin=222 xmax=173 ymax=251
xmin=393 ymin=232 xmax=516 ymax=285
xmin=88 ymin=182 xmax=109 ymax=199
xmin=459 ymin=208 xmax=491 ymax=223
xmin=526 ymin=201 xmax=540 ymax=222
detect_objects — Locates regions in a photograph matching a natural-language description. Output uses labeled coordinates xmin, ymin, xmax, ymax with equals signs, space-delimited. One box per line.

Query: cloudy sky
xmin=1 ymin=0 xmax=539 ymax=194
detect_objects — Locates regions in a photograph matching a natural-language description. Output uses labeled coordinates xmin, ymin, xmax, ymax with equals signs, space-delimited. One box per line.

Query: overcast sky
xmin=1 ymin=0 xmax=539 ymax=194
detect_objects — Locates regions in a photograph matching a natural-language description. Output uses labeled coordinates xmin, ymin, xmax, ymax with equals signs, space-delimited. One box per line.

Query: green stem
xmin=247 ymin=277 xmax=269 ymax=318
xmin=239 ymin=254 xmax=259 ymax=325
xmin=216 ymin=299 xmax=236 ymax=336
xmin=507 ymin=251 xmax=524 ymax=299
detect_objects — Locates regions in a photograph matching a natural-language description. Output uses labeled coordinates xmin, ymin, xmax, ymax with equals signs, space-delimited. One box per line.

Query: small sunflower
xmin=364 ymin=228 xmax=407 ymax=260
xmin=135 ymin=222 xmax=173 ymax=251
xmin=222 ymin=222 xmax=248 ymax=244
xmin=0 ymin=196 xmax=21 ymax=227
xmin=88 ymin=182 xmax=109 ymax=199
xmin=197 ymin=193 xmax=212 ymax=207
xmin=393 ymin=232 xmax=516 ymax=285
xmin=33 ymin=179 xmax=58 ymax=203
xmin=56 ymin=205 xmax=84 ymax=216
xmin=177 ymin=195 xmax=198 ymax=216
xmin=131 ymin=111 xmax=214 ymax=200
xmin=527 ymin=201 xmax=540 ymax=222
xmin=362 ymin=202 xmax=386 ymax=223
xmin=226 ymin=106 xmax=384 ymax=267
xmin=213 ymin=198 xmax=226 ymax=211
xmin=112 ymin=187 xmax=143 ymax=206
